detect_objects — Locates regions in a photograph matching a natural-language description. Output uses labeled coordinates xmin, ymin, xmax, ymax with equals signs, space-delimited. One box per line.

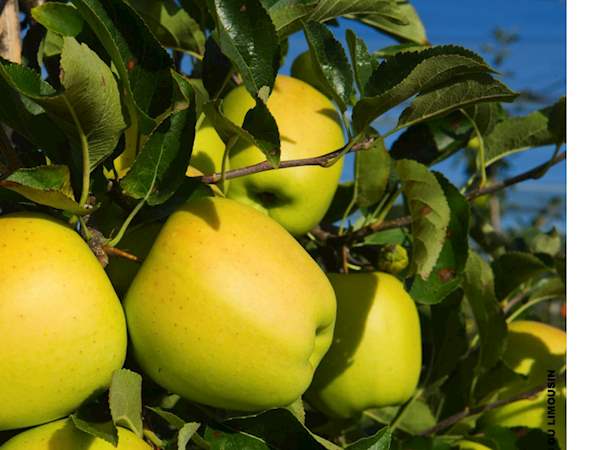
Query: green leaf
xmin=353 ymin=46 xmax=495 ymax=131
xmin=397 ymin=74 xmax=517 ymax=130
xmin=209 ymin=0 xmax=280 ymax=97
xmin=303 ymin=21 xmax=353 ymax=111
xmin=393 ymin=400 xmax=437 ymax=435
xmin=32 ymin=2 xmax=84 ymax=36
xmin=492 ymin=252 xmax=550 ymax=300
xmin=242 ymin=99 xmax=281 ymax=166
xmin=71 ymin=0 xmax=174 ymax=134
xmin=322 ymin=181 xmax=357 ymax=224
xmin=178 ymin=422 xmax=201 ymax=450
xmin=120 ymin=79 xmax=196 ymax=205
xmin=346 ymin=427 xmax=391 ymax=450
xmin=204 ymin=426 xmax=269 ymax=450
xmin=362 ymin=227 xmax=407 ymax=245
xmin=147 ymin=407 xmax=209 ymax=449
xmin=125 ymin=0 xmax=205 ymax=58
xmin=109 ymin=369 xmax=143 ymax=437
xmin=395 ymin=159 xmax=451 ymax=279
xmin=265 ymin=0 xmax=316 ymax=37
xmin=400 ymin=436 xmax=454 ymax=450
xmin=70 ymin=415 xmax=118 ymax=446
xmin=463 ymin=102 xmax=505 ymax=138
xmin=354 ymin=137 xmax=392 ymax=208
xmin=0 ymin=165 xmax=89 ymax=214
xmin=202 ymin=35 xmax=232 ymax=98
xmin=410 ymin=174 xmax=470 ymax=304
xmin=346 ymin=29 xmax=378 ymax=97
xmin=463 ymin=251 xmax=507 ymax=372
xmin=483 ymin=98 xmax=566 ymax=167
xmin=474 ymin=362 xmax=525 ymax=403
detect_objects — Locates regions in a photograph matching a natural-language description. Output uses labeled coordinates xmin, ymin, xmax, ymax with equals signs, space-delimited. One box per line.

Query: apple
xmin=0 ymin=419 xmax=150 ymax=450
xmin=106 ymin=222 xmax=163 ymax=296
xmin=189 ymin=75 xmax=345 ymax=236
xmin=0 ymin=213 xmax=127 ymax=431
xmin=308 ymin=272 xmax=422 ymax=418
xmin=290 ymin=51 xmax=330 ymax=95
xmin=124 ymin=195 xmax=337 ymax=411
xmin=480 ymin=320 xmax=566 ymax=450
xmin=456 ymin=441 xmax=492 ymax=450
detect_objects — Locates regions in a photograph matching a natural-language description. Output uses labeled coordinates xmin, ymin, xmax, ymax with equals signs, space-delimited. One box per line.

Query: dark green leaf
xmin=474 ymin=361 xmax=525 ymax=403
xmin=242 ymin=99 xmax=281 ymax=166
xmin=266 ymin=0 xmax=316 ymax=37
xmin=463 ymin=102 xmax=505 ymax=138
xmin=548 ymin=96 xmax=566 ymax=144
xmin=204 ymin=425 xmax=269 ymax=450
xmin=346 ymin=427 xmax=391 ymax=450
xmin=397 ymin=74 xmax=517 ymax=130
xmin=109 ymin=369 xmax=143 ymax=437
xmin=125 ymin=0 xmax=205 ymax=58
xmin=410 ymin=174 xmax=469 ymax=304
xmin=492 ymin=252 xmax=550 ymax=300
xmin=346 ymin=29 xmax=378 ymax=97
xmin=399 ymin=436 xmax=454 ymax=450
xmin=355 ymin=137 xmax=392 ymax=208
xmin=202 ymin=35 xmax=232 ymax=99
xmin=32 ymin=2 xmax=84 ymax=36
xmin=0 ymin=165 xmax=89 ymax=214
xmin=71 ymin=0 xmax=174 ymax=134
xmin=70 ymin=415 xmax=118 ymax=446
xmin=353 ymin=46 xmax=495 ymax=131
xmin=395 ymin=159 xmax=451 ymax=279
xmin=210 ymin=0 xmax=280 ymax=97
xmin=303 ymin=21 xmax=353 ymax=111
xmin=120 ymin=78 xmax=196 ymax=205
xmin=322 ymin=182 xmax=356 ymax=224
xmin=463 ymin=251 xmax=507 ymax=372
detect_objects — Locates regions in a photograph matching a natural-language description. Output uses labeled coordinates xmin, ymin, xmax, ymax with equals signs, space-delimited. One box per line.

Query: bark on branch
xmin=0 ymin=0 xmax=21 ymax=63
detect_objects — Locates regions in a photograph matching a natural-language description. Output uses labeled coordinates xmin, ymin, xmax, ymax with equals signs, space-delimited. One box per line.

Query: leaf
xmin=474 ymin=362 xmax=525 ymax=403
xmin=209 ymin=0 xmax=280 ymax=97
xmin=178 ymin=422 xmax=201 ymax=450
xmin=346 ymin=427 xmax=391 ymax=450
xmin=400 ymin=436 xmax=454 ymax=450
xmin=71 ymin=0 xmax=174 ymax=134
xmin=491 ymin=252 xmax=550 ymax=300
xmin=147 ymin=407 xmax=209 ymax=449
xmin=70 ymin=415 xmax=118 ymax=446
xmin=395 ymin=159 xmax=450 ymax=279
xmin=303 ymin=21 xmax=353 ymax=111
xmin=121 ymin=77 xmax=196 ymax=205
xmin=353 ymin=46 xmax=495 ymax=131
xmin=483 ymin=99 xmax=566 ymax=167
xmin=0 ymin=165 xmax=89 ymax=214
xmin=32 ymin=2 xmax=84 ymax=36
xmin=125 ymin=0 xmax=205 ymax=58
xmin=202 ymin=35 xmax=232 ymax=99
xmin=204 ymin=425 xmax=269 ymax=450
xmin=354 ymin=137 xmax=392 ymax=208
xmin=463 ymin=102 xmax=505 ymax=138
xmin=362 ymin=227 xmax=407 ymax=245
xmin=346 ymin=29 xmax=378 ymax=97
xmin=396 ymin=73 xmax=517 ymax=130
xmin=242 ymin=99 xmax=281 ymax=166
xmin=285 ymin=398 xmax=306 ymax=425
xmin=410 ymin=174 xmax=470 ymax=304
xmin=109 ymin=369 xmax=143 ymax=437
xmin=392 ymin=400 xmax=437 ymax=435
xmin=322 ymin=181 xmax=357 ymax=224
xmin=265 ymin=0 xmax=316 ymax=37
xmin=463 ymin=251 xmax=507 ymax=372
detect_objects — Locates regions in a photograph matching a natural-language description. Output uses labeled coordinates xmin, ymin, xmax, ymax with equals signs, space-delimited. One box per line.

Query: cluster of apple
xmin=0 ymin=76 xmax=566 ymax=450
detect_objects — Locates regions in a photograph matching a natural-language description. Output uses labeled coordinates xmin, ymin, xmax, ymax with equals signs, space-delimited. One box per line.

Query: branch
xmin=103 ymin=245 xmax=142 ymax=263
xmin=0 ymin=0 xmax=21 ymax=63
xmin=194 ymin=136 xmax=375 ymax=184
xmin=317 ymin=151 xmax=566 ymax=243
xmin=419 ymin=372 xmax=565 ymax=437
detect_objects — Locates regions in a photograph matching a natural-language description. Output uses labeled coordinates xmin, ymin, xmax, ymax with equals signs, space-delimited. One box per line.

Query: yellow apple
xmin=480 ymin=321 xmax=566 ymax=450
xmin=0 ymin=419 xmax=150 ymax=450
xmin=290 ymin=51 xmax=330 ymax=95
xmin=0 ymin=213 xmax=127 ymax=431
xmin=308 ymin=272 xmax=422 ymax=418
xmin=189 ymin=75 xmax=345 ymax=235
xmin=456 ymin=440 xmax=492 ymax=450
xmin=124 ymin=195 xmax=336 ymax=411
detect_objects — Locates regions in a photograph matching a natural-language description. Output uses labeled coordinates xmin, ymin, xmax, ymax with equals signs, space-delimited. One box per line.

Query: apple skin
xmin=0 ymin=419 xmax=150 ymax=450
xmin=308 ymin=272 xmax=422 ymax=418
xmin=189 ymin=75 xmax=345 ymax=236
xmin=290 ymin=51 xmax=330 ymax=95
xmin=124 ymin=195 xmax=337 ymax=411
xmin=106 ymin=222 xmax=163 ymax=296
xmin=456 ymin=441 xmax=492 ymax=450
xmin=0 ymin=214 xmax=127 ymax=431
xmin=480 ymin=321 xmax=566 ymax=450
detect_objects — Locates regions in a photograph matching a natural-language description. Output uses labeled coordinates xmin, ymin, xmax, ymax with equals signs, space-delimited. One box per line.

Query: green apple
xmin=290 ymin=51 xmax=330 ymax=95
xmin=456 ymin=440 xmax=492 ymax=450
xmin=0 ymin=213 xmax=127 ymax=431
xmin=106 ymin=222 xmax=163 ymax=296
xmin=189 ymin=75 xmax=345 ymax=236
xmin=480 ymin=321 xmax=566 ymax=450
xmin=0 ymin=419 xmax=150 ymax=450
xmin=124 ymin=195 xmax=337 ymax=411
xmin=308 ymin=272 xmax=422 ymax=418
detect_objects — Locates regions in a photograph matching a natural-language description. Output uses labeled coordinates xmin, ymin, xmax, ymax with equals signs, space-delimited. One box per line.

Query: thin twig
xmin=103 ymin=245 xmax=142 ymax=263
xmin=193 ymin=136 xmax=375 ymax=184
xmin=418 ymin=372 xmax=565 ymax=437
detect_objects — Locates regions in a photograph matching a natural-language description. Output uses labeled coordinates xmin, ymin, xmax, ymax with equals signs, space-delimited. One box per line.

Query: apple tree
xmin=0 ymin=1 xmax=566 ymax=449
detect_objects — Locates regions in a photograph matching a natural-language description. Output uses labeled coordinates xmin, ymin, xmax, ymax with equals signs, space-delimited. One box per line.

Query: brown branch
xmin=194 ymin=137 xmax=375 ymax=184
xmin=419 ymin=372 xmax=565 ymax=437
xmin=103 ymin=245 xmax=142 ymax=263
xmin=0 ymin=0 xmax=21 ymax=63
xmin=316 ymin=151 xmax=566 ymax=243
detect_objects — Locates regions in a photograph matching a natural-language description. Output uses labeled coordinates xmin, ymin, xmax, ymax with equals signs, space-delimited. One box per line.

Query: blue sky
xmin=281 ymin=0 xmax=566 ymax=230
